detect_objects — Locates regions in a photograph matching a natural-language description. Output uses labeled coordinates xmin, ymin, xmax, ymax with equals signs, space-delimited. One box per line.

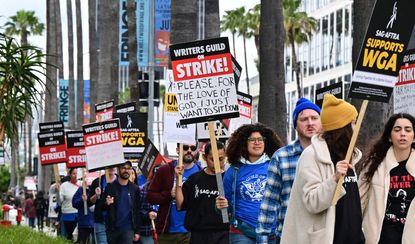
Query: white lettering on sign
xmin=41 ymin=152 xmax=66 ymax=161
xmin=86 ymin=131 xmax=120 ymax=145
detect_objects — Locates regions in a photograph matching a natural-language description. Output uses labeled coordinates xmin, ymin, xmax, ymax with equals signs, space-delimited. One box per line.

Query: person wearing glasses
xmin=147 ymin=142 xmax=202 ymax=244
xmin=220 ymin=123 xmax=284 ymax=244
xmin=257 ymin=97 xmax=321 ymax=243
xmin=103 ymin=161 xmax=141 ymax=244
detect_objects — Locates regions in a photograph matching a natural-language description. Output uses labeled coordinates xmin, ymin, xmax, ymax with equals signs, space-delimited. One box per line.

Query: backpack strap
xmin=230 ymin=162 xmax=240 ymax=227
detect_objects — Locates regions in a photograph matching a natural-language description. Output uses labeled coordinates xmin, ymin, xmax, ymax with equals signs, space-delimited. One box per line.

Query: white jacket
xmin=59 ymin=181 xmax=79 ymax=214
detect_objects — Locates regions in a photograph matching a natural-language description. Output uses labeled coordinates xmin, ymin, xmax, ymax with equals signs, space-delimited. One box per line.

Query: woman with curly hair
xmin=218 ymin=123 xmax=284 ymax=243
xmin=359 ymin=113 xmax=415 ymax=244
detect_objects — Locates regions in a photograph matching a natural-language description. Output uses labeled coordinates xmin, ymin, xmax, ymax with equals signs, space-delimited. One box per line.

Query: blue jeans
xmin=107 ymin=229 xmax=134 ymax=244
xmin=94 ymin=222 xmax=108 ymax=244
xmin=230 ymin=233 xmax=278 ymax=244
xmin=139 ymin=235 xmax=154 ymax=244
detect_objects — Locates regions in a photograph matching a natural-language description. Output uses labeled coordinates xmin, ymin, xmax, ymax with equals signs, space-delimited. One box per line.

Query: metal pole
xmin=148 ymin=0 xmax=155 ymax=142
xmin=198 ymin=0 xmax=205 ymax=40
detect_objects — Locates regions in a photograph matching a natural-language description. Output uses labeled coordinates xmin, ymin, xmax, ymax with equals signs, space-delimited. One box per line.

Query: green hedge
xmin=0 ymin=225 xmax=70 ymax=244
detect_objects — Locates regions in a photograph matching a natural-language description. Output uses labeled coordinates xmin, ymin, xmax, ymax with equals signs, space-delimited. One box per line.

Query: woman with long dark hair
xmin=220 ymin=123 xmax=284 ymax=243
xmin=281 ymin=94 xmax=365 ymax=244
xmin=359 ymin=113 xmax=415 ymax=244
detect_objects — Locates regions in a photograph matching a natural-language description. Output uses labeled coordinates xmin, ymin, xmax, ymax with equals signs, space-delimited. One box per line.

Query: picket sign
xmin=177 ymin=143 xmax=184 ymax=187
xmin=82 ymin=168 xmax=88 ymax=215
xmin=332 ymin=100 xmax=368 ymax=205
xmin=207 ymin=121 xmax=229 ymax=223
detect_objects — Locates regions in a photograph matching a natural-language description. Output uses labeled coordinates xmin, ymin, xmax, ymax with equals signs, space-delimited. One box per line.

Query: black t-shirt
xmin=379 ymin=159 xmax=415 ymax=243
xmin=181 ymin=170 xmax=229 ymax=231
xmin=333 ymin=168 xmax=365 ymax=244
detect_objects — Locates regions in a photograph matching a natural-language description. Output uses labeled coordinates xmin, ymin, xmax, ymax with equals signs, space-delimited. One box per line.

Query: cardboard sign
xmin=95 ymin=100 xmax=114 ymax=122
xmin=197 ymin=120 xmax=230 ymax=140
xmin=115 ymin=102 xmax=137 ymax=113
xmin=66 ymin=131 xmax=86 ymax=168
xmin=38 ymin=130 xmax=67 ymax=165
xmin=170 ymin=37 xmax=239 ymax=124
xmin=83 ymin=119 xmax=125 ymax=171
xmin=349 ymin=0 xmax=415 ymax=102
xmin=39 ymin=121 xmax=64 ymax=132
xmin=229 ymin=92 xmax=253 ymax=133
xmin=113 ymin=112 xmax=148 ymax=159
xmin=315 ymin=82 xmax=343 ymax=108
xmin=394 ymin=48 xmax=415 ymax=115
xmin=138 ymin=139 xmax=163 ymax=178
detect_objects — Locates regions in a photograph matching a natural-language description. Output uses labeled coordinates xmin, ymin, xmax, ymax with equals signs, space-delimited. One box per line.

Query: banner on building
xmin=349 ymin=0 xmax=415 ymax=102
xmin=38 ymin=130 xmax=67 ymax=166
xmin=83 ymin=119 xmax=124 ymax=171
xmin=95 ymin=100 xmax=114 ymax=122
xmin=155 ymin=0 xmax=170 ymax=66
xmin=113 ymin=112 xmax=148 ymax=159
xmin=170 ymin=37 xmax=239 ymax=124
xmin=66 ymin=131 xmax=86 ymax=168
xmin=137 ymin=0 xmax=150 ymax=66
xmin=84 ymin=80 xmax=91 ymax=124
xmin=119 ymin=0 xmax=129 ymax=66
xmin=59 ymin=79 xmax=69 ymax=127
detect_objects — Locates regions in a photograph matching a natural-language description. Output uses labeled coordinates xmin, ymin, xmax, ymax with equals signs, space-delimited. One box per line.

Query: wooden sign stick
xmin=332 ymin=99 xmax=369 ymax=205
xmin=105 ymin=169 xmax=110 ymax=183
xmin=208 ymin=121 xmax=229 ymax=223
xmin=177 ymin=143 xmax=184 ymax=186
xmin=82 ymin=168 xmax=88 ymax=215
xmin=53 ymin=164 xmax=61 ymax=185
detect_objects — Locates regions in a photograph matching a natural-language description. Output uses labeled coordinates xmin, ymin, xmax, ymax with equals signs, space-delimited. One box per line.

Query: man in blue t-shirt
xmin=148 ymin=142 xmax=201 ymax=244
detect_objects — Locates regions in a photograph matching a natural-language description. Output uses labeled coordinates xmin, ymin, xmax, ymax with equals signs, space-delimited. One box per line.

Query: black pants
xmin=107 ymin=229 xmax=134 ymax=244
xmin=63 ymin=220 xmax=78 ymax=241
xmin=190 ymin=230 xmax=229 ymax=244
xmin=37 ymin=212 xmax=45 ymax=230
xmin=78 ymin=227 xmax=94 ymax=244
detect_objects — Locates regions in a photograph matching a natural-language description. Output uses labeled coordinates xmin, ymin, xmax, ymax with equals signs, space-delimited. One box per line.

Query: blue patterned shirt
xmin=256 ymin=140 xmax=304 ymax=243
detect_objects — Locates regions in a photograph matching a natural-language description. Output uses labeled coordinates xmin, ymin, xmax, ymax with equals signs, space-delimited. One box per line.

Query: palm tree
xmin=3 ymin=10 xmax=45 ymax=176
xmin=0 ymin=34 xmax=47 ymax=187
xmin=258 ymin=0 xmax=287 ymax=143
xmin=233 ymin=7 xmax=250 ymax=94
xmin=283 ymin=0 xmax=318 ymax=98
xmin=76 ymin=0 xmax=84 ymax=128
xmin=88 ymin=0 xmax=98 ymax=122
xmin=221 ymin=10 xmax=238 ymax=58
xmin=247 ymin=4 xmax=261 ymax=58
xmin=67 ymin=0 xmax=75 ymax=129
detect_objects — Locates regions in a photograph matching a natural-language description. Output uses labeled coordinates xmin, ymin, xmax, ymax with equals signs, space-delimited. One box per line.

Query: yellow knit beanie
xmin=321 ymin=94 xmax=358 ymax=131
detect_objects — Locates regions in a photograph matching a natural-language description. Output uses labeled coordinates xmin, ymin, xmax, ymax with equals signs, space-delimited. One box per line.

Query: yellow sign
xmin=164 ymin=93 xmax=178 ymax=113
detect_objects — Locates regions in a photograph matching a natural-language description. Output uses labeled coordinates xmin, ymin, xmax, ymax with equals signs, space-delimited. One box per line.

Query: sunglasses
xmin=183 ymin=145 xmax=197 ymax=151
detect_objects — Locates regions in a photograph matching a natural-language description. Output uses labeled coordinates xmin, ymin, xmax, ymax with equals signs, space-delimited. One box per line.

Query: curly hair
xmin=322 ymin=123 xmax=354 ymax=164
xmin=226 ymin=123 xmax=284 ymax=165
xmin=361 ymin=113 xmax=415 ymax=182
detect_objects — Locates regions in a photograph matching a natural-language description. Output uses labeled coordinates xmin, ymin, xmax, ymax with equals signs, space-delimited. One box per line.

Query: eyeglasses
xmin=183 ymin=145 xmax=197 ymax=151
xmin=247 ymin=136 xmax=266 ymax=143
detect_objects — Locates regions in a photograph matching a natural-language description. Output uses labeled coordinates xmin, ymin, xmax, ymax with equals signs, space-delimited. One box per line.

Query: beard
xmin=120 ymin=172 xmax=130 ymax=180
xmin=183 ymin=153 xmax=195 ymax=164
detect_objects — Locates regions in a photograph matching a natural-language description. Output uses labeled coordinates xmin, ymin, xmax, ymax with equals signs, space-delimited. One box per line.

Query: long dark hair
xmin=226 ymin=123 xmax=284 ymax=165
xmin=322 ymin=123 xmax=354 ymax=164
xmin=361 ymin=113 xmax=415 ymax=182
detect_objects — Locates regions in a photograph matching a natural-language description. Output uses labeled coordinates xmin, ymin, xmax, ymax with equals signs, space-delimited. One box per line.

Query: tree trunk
xmin=243 ymin=36 xmax=250 ymax=95
xmin=127 ymin=0 xmax=139 ymax=103
xmin=171 ymin=0 xmax=197 ymax=45
xmin=110 ymin=1 xmax=120 ymax=105
xmin=290 ymin=36 xmax=302 ymax=98
xmin=88 ymin=0 xmax=98 ymax=122
xmin=56 ymin=0 xmax=64 ymax=79
xmin=10 ymin=136 xmax=18 ymax=188
xmin=351 ymin=0 xmax=390 ymax=151
xmin=76 ymin=0 xmax=84 ymax=129
xmin=258 ymin=0 xmax=287 ymax=143
xmin=205 ymin=0 xmax=219 ymax=38
xmin=67 ymin=0 xmax=75 ymax=129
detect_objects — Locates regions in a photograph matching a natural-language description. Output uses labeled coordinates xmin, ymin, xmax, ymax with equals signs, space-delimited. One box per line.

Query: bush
xmin=0 ymin=225 xmax=70 ymax=244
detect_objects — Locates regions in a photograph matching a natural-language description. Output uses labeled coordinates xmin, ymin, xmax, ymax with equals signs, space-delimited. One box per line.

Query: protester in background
xmin=34 ymin=190 xmax=48 ymax=230
xmin=24 ymin=193 xmax=36 ymax=228
xmin=89 ymin=167 xmax=117 ymax=244
xmin=59 ymin=168 xmax=80 ymax=241
xmin=222 ymin=123 xmax=284 ymax=244
xmin=48 ymin=181 xmax=60 ymax=234
xmin=359 ymin=113 xmax=415 ymax=244
xmin=257 ymin=97 xmax=321 ymax=243
xmin=103 ymin=161 xmax=141 ymax=244
xmin=147 ymin=142 xmax=201 ymax=244
xmin=175 ymin=141 xmax=229 ymax=244
xmin=281 ymin=94 xmax=364 ymax=244
xmin=72 ymin=183 xmax=95 ymax=244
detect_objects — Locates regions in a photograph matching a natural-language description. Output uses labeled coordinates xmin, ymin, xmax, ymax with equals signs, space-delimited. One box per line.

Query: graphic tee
xmin=181 ymin=170 xmax=229 ymax=231
xmin=380 ymin=159 xmax=415 ymax=242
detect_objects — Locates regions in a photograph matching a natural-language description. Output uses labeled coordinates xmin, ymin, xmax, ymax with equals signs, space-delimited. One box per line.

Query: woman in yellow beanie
xmin=281 ymin=94 xmax=365 ymax=244
xmin=359 ymin=113 xmax=415 ymax=244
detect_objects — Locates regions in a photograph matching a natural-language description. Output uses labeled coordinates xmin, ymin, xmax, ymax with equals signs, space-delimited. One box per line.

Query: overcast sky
xmin=0 ymin=0 xmax=259 ymax=81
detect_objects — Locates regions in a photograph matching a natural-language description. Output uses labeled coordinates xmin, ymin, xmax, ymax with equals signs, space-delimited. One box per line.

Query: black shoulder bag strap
xmin=231 ymin=162 xmax=239 ymax=227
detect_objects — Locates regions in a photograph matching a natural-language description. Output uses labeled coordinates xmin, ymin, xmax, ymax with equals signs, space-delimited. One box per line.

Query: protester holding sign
xmin=174 ymin=141 xmax=229 ymax=244
xmin=72 ymin=185 xmax=94 ymax=244
xmin=281 ymin=94 xmax=364 ymax=244
xmin=358 ymin=113 xmax=415 ymax=244
xmin=257 ymin=98 xmax=322 ymax=243
xmin=222 ymin=123 xmax=283 ymax=243
xmin=147 ymin=142 xmax=201 ymax=244
xmin=59 ymin=168 xmax=80 ymax=241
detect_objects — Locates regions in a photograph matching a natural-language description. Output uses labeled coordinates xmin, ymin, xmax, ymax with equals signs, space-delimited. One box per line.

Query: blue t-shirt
xmin=224 ymin=162 xmax=276 ymax=229
xmin=115 ymin=184 xmax=133 ymax=230
xmin=169 ymin=163 xmax=200 ymax=233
